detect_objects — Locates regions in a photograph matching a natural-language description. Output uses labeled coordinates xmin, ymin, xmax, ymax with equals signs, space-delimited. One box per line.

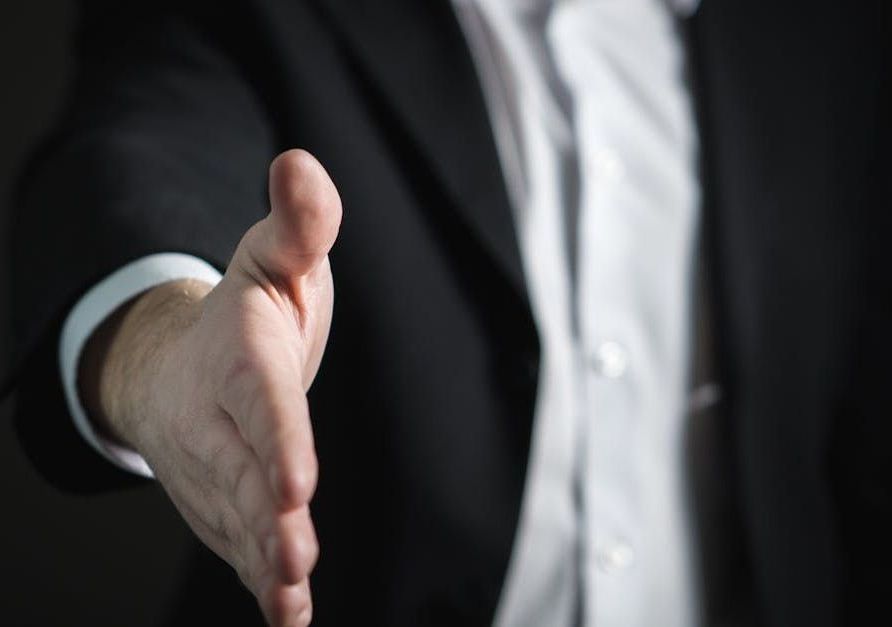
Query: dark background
xmin=1 ymin=3 xmax=197 ymax=625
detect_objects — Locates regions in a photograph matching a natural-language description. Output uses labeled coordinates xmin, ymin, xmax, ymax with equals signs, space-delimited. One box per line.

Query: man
xmin=7 ymin=0 xmax=889 ymax=626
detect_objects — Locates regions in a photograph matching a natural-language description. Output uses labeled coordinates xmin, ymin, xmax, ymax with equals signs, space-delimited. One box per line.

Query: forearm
xmin=78 ymin=278 xmax=214 ymax=450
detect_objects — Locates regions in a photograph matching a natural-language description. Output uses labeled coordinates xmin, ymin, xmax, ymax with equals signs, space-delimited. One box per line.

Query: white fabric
xmin=59 ymin=253 xmax=222 ymax=478
xmin=60 ymin=1 xmax=703 ymax=624
xmin=453 ymin=1 xmax=702 ymax=625
xmin=562 ymin=4 xmax=702 ymax=626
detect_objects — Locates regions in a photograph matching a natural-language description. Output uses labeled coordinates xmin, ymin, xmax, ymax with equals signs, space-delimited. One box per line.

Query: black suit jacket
xmin=8 ymin=1 xmax=890 ymax=625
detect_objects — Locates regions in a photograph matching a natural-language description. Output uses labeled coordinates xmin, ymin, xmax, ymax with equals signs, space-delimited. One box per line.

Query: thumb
xmin=244 ymin=149 xmax=342 ymax=282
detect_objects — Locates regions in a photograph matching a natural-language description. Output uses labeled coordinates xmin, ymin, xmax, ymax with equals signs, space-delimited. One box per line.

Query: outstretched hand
xmin=84 ymin=150 xmax=341 ymax=626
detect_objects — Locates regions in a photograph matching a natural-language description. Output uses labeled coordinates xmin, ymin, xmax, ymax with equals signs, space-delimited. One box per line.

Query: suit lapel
xmin=311 ymin=0 xmax=528 ymax=298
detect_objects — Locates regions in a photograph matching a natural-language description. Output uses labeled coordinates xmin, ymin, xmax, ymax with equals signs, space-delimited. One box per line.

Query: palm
xmin=136 ymin=149 xmax=340 ymax=626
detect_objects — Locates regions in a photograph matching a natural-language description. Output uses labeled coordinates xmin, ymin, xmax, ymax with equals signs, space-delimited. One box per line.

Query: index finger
xmin=218 ymin=349 xmax=318 ymax=510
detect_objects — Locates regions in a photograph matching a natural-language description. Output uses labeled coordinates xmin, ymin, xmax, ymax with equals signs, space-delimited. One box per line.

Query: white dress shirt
xmin=60 ymin=1 xmax=703 ymax=625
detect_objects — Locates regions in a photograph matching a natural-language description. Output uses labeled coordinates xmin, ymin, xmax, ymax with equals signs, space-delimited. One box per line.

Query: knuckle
xmin=284 ymin=512 xmax=319 ymax=581
xmin=276 ymin=457 xmax=318 ymax=507
xmin=298 ymin=533 xmax=320 ymax=578
xmin=279 ymin=591 xmax=311 ymax=627
xmin=262 ymin=577 xmax=303 ymax=627
xmin=293 ymin=452 xmax=319 ymax=503
xmin=296 ymin=603 xmax=313 ymax=627
xmin=268 ymin=589 xmax=289 ymax=627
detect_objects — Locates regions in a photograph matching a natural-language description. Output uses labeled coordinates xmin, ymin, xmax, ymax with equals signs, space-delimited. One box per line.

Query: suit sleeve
xmin=8 ymin=0 xmax=277 ymax=491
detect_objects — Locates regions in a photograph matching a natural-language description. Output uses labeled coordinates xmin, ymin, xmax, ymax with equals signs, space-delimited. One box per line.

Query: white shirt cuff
xmin=59 ymin=253 xmax=223 ymax=478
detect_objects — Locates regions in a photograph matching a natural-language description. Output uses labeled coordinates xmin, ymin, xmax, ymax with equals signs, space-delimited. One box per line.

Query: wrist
xmin=79 ymin=278 xmax=213 ymax=449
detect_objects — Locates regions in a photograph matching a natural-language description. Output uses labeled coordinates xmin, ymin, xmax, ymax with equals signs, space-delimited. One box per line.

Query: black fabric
xmin=8 ymin=0 xmax=890 ymax=625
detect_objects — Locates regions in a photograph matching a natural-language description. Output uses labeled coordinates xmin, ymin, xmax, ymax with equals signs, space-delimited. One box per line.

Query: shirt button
xmin=596 ymin=541 xmax=636 ymax=574
xmin=590 ymin=341 xmax=629 ymax=378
